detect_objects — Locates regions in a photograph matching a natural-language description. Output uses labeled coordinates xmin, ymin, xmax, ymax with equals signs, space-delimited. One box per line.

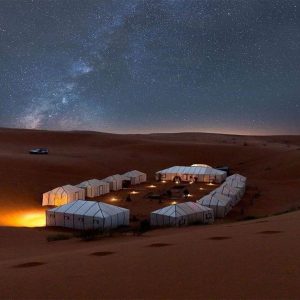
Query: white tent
xmin=122 ymin=170 xmax=147 ymax=185
xmin=150 ymin=201 xmax=214 ymax=227
xmin=76 ymin=179 xmax=110 ymax=198
xmin=155 ymin=165 xmax=226 ymax=183
xmin=103 ymin=174 xmax=123 ymax=191
xmin=46 ymin=200 xmax=130 ymax=230
xmin=42 ymin=185 xmax=85 ymax=206
xmin=214 ymin=183 xmax=244 ymax=206
xmin=197 ymin=192 xmax=232 ymax=218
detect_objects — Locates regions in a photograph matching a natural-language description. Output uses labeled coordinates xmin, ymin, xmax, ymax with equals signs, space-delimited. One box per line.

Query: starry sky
xmin=0 ymin=0 xmax=299 ymax=135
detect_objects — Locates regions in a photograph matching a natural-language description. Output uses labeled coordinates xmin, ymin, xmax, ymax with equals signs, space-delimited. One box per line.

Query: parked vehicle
xmin=29 ymin=148 xmax=49 ymax=155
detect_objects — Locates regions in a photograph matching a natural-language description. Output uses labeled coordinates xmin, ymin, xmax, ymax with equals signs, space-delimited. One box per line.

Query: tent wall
xmin=77 ymin=180 xmax=110 ymax=198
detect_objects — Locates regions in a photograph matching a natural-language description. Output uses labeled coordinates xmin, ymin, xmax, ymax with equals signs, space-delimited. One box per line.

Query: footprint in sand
xmin=147 ymin=243 xmax=172 ymax=248
xmin=90 ymin=251 xmax=115 ymax=256
xmin=13 ymin=262 xmax=45 ymax=268
xmin=258 ymin=230 xmax=282 ymax=234
xmin=208 ymin=236 xmax=232 ymax=240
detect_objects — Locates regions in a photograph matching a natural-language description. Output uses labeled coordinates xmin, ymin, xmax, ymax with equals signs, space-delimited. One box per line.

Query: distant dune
xmin=0 ymin=128 xmax=300 ymax=299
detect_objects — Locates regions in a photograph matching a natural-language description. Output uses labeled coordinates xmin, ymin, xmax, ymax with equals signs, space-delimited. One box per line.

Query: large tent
xmin=103 ymin=174 xmax=123 ymax=191
xmin=76 ymin=179 xmax=110 ymax=198
xmin=155 ymin=165 xmax=226 ymax=183
xmin=150 ymin=201 xmax=214 ymax=227
xmin=197 ymin=192 xmax=232 ymax=218
xmin=122 ymin=170 xmax=147 ymax=185
xmin=46 ymin=200 xmax=130 ymax=230
xmin=42 ymin=185 xmax=85 ymax=206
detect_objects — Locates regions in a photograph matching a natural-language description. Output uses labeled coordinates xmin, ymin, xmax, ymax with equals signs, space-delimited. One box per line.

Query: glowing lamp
xmin=148 ymin=185 xmax=156 ymax=188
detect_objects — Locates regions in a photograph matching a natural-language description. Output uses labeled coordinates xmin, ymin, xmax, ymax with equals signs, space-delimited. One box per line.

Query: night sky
xmin=0 ymin=0 xmax=299 ymax=135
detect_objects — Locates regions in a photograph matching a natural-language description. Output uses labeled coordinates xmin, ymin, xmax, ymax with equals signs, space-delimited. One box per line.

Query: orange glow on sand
xmin=0 ymin=209 xmax=46 ymax=227
xmin=130 ymin=191 xmax=139 ymax=195
xmin=148 ymin=185 xmax=156 ymax=188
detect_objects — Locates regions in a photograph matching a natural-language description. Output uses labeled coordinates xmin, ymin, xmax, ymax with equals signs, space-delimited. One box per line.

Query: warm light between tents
xmin=130 ymin=191 xmax=139 ymax=195
xmin=171 ymin=201 xmax=177 ymax=205
xmin=148 ymin=185 xmax=156 ymax=188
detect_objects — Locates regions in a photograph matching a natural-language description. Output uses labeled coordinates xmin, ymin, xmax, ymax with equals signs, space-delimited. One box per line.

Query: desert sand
xmin=0 ymin=128 xmax=299 ymax=299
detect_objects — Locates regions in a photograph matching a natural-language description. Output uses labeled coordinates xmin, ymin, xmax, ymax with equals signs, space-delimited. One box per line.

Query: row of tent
xmin=46 ymin=200 xmax=214 ymax=230
xmin=155 ymin=165 xmax=227 ymax=184
xmin=42 ymin=170 xmax=147 ymax=206
xmin=197 ymin=174 xmax=247 ymax=217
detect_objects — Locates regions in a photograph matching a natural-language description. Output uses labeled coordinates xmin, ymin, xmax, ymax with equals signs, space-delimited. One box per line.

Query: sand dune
xmin=0 ymin=128 xmax=299 ymax=299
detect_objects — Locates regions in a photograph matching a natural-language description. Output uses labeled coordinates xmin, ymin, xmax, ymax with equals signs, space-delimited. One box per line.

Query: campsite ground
xmin=0 ymin=128 xmax=300 ymax=299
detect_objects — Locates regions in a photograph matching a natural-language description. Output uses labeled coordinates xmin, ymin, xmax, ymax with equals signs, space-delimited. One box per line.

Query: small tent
xmin=103 ymin=174 xmax=123 ymax=191
xmin=76 ymin=179 xmax=110 ymax=198
xmin=122 ymin=170 xmax=147 ymax=185
xmin=197 ymin=192 xmax=232 ymax=218
xmin=42 ymin=185 xmax=85 ymax=206
xmin=150 ymin=202 xmax=214 ymax=227
xmin=46 ymin=200 xmax=130 ymax=230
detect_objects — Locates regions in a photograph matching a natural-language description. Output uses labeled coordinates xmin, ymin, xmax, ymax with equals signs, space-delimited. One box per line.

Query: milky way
xmin=0 ymin=0 xmax=299 ymax=134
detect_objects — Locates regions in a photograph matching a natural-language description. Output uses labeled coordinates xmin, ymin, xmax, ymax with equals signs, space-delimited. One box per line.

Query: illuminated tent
xmin=42 ymin=185 xmax=85 ymax=206
xmin=214 ymin=183 xmax=244 ymax=206
xmin=46 ymin=200 xmax=130 ymax=230
xmin=197 ymin=192 xmax=233 ymax=218
xmin=150 ymin=201 xmax=214 ymax=227
xmin=103 ymin=174 xmax=123 ymax=191
xmin=122 ymin=170 xmax=147 ymax=185
xmin=76 ymin=179 xmax=110 ymax=198
xmin=155 ymin=165 xmax=226 ymax=183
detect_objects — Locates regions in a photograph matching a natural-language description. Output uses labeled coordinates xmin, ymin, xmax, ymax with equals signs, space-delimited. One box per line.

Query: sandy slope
xmin=0 ymin=128 xmax=300 ymax=299
xmin=0 ymin=211 xmax=300 ymax=299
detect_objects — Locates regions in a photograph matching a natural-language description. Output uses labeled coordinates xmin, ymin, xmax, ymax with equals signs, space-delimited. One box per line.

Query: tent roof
xmin=191 ymin=164 xmax=211 ymax=168
xmin=156 ymin=166 xmax=226 ymax=176
xmin=197 ymin=194 xmax=231 ymax=206
xmin=122 ymin=170 xmax=146 ymax=177
xmin=103 ymin=174 xmax=123 ymax=182
xmin=226 ymin=174 xmax=247 ymax=182
xmin=77 ymin=179 xmax=109 ymax=188
xmin=152 ymin=201 xmax=211 ymax=217
xmin=47 ymin=200 xmax=128 ymax=216
xmin=46 ymin=184 xmax=84 ymax=194
xmin=216 ymin=183 xmax=240 ymax=194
